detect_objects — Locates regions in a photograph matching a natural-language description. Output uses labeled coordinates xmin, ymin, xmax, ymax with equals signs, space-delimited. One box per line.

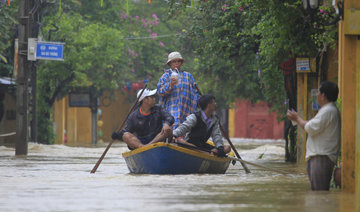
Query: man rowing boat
xmin=111 ymin=88 xmax=174 ymax=150
xmin=173 ymin=94 xmax=231 ymax=156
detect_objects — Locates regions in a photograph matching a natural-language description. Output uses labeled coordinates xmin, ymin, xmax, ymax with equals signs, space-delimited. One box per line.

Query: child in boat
xmin=111 ymin=88 xmax=174 ymax=150
xmin=172 ymin=94 xmax=231 ymax=157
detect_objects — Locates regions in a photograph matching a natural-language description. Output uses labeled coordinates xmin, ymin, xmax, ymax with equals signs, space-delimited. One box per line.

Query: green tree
xmin=0 ymin=2 xmax=18 ymax=76
xmin=167 ymin=0 xmax=337 ymax=117
xmin=36 ymin=0 xmax=184 ymax=143
xmin=167 ymin=0 xmax=338 ymax=162
xmin=167 ymin=1 xmax=265 ymax=108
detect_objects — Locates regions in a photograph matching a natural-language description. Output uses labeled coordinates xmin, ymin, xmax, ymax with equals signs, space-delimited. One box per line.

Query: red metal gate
xmin=233 ymin=100 xmax=283 ymax=139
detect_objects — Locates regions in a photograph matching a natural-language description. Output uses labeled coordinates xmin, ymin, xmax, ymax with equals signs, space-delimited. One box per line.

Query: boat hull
xmin=122 ymin=142 xmax=231 ymax=174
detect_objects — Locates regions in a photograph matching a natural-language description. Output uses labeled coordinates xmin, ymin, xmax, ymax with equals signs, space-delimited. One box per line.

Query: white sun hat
xmin=166 ymin=51 xmax=185 ymax=65
xmin=137 ymin=88 xmax=157 ymax=102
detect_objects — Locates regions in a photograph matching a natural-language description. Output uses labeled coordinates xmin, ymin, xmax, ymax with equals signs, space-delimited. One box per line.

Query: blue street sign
xmin=36 ymin=42 xmax=64 ymax=61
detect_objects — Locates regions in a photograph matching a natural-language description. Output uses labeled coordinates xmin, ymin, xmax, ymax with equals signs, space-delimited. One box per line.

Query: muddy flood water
xmin=0 ymin=139 xmax=358 ymax=212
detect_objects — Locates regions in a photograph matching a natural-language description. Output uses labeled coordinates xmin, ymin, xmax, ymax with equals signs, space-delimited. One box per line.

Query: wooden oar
xmin=194 ymin=84 xmax=251 ymax=173
xmin=217 ymin=120 xmax=251 ymax=173
xmin=228 ymin=156 xmax=290 ymax=175
xmin=90 ymin=84 xmax=147 ymax=174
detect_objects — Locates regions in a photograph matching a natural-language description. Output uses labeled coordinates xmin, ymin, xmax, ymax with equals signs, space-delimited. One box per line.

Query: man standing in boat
xmin=111 ymin=88 xmax=174 ymax=149
xmin=172 ymin=94 xmax=231 ymax=156
xmin=157 ymin=51 xmax=200 ymax=129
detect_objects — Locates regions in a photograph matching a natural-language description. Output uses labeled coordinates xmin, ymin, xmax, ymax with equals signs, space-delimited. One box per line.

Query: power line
xmin=121 ymin=33 xmax=180 ymax=40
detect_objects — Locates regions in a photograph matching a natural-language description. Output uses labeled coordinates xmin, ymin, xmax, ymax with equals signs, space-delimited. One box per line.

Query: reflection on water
xmin=0 ymin=139 xmax=357 ymax=212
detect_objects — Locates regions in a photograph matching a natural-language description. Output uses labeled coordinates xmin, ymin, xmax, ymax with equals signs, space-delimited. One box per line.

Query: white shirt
xmin=304 ymin=102 xmax=341 ymax=163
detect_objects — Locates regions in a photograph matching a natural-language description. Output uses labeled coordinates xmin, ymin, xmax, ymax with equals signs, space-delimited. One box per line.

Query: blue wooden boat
xmin=122 ymin=142 xmax=231 ymax=174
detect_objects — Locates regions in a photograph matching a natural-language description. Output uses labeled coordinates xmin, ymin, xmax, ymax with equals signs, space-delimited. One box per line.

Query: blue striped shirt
xmin=157 ymin=68 xmax=200 ymax=129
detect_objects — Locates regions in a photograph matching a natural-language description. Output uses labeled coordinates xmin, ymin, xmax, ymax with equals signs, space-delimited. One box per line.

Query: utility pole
xmin=16 ymin=0 xmax=30 ymax=155
xmin=16 ymin=0 xmax=39 ymax=155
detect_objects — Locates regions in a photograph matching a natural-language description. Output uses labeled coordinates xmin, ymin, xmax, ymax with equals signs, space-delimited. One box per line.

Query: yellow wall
xmin=326 ymin=48 xmax=339 ymax=82
xmin=0 ymin=92 xmax=16 ymax=145
xmin=53 ymin=95 xmax=91 ymax=145
xmin=53 ymin=96 xmax=65 ymax=144
xmin=53 ymin=91 xmax=131 ymax=145
xmin=296 ymin=73 xmax=307 ymax=164
xmin=356 ymin=41 xmax=360 ymax=196
xmin=338 ymin=0 xmax=360 ymax=193
xmin=228 ymin=108 xmax=235 ymax=138
xmin=99 ymin=90 xmax=132 ymax=143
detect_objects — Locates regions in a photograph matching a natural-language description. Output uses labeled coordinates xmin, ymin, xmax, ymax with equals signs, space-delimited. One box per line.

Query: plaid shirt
xmin=157 ymin=68 xmax=200 ymax=129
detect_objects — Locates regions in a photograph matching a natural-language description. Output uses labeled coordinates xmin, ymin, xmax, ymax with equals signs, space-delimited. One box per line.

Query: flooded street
xmin=0 ymin=139 xmax=357 ymax=212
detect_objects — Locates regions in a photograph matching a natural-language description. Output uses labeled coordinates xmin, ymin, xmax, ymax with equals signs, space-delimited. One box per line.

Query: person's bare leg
xmin=123 ymin=132 xmax=144 ymax=149
xmin=147 ymin=132 xmax=168 ymax=145
xmin=175 ymin=138 xmax=196 ymax=147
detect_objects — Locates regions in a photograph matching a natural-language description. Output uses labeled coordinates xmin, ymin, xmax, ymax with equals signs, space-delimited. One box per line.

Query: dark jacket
xmin=187 ymin=111 xmax=215 ymax=146
xmin=118 ymin=105 xmax=174 ymax=141
xmin=173 ymin=110 xmax=224 ymax=148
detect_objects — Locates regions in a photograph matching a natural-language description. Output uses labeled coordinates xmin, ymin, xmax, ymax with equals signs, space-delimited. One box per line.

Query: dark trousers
xmin=306 ymin=155 xmax=335 ymax=191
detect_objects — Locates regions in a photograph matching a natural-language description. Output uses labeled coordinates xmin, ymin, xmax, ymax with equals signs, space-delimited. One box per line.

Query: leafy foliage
xmin=35 ymin=0 xmax=183 ymax=143
xmin=0 ymin=2 xmax=18 ymax=76
xmin=1 ymin=0 xmax=338 ymax=143
xmin=167 ymin=0 xmax=338 ymax=119
xmin=172 ymin=1 xmax=264 ymax=107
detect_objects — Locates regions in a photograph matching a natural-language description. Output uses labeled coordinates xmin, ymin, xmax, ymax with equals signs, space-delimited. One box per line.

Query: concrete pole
xmin=16 ymin=0 xmax=40 ymax=153
xmin=15 ymin=0 xmax=30 ymax=155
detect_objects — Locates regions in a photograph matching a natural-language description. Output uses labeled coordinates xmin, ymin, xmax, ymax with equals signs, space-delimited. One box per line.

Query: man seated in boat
xmin=111 ymin=88 xmax=174 ymax=149
xmin=172 ymin=94 xmax=231 ymax=157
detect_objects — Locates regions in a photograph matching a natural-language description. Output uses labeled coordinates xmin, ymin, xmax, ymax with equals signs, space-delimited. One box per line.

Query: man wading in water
xmin=287 ymin=81 xmax=341 ymax=191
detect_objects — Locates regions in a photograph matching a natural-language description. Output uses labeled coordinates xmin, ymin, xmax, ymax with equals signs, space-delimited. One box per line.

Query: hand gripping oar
xmin=194 ymin=84 xmax=251 ymax=173
xmin=90 ymin=84 xmax=147 ymax=174
xmin=217 ymin=120 xmax=251 ymax=173
xmin=227 ymin=156 xmax=290 ymax=175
